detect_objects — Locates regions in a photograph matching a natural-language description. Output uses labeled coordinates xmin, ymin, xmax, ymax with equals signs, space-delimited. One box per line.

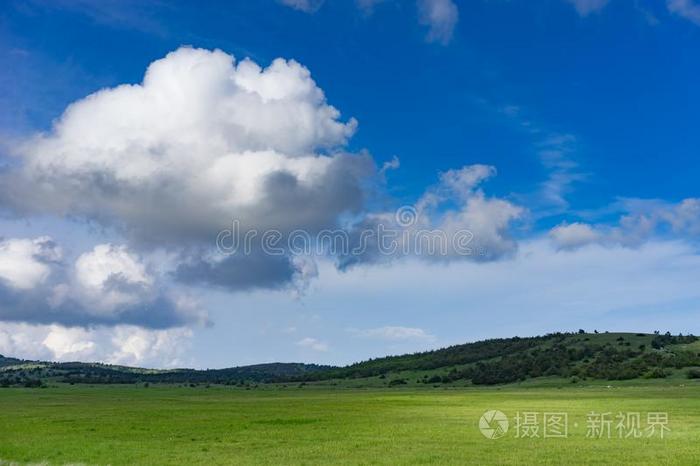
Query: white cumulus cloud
xmin=4 ymin=48 xmax=365 ymax=240
xmin=1 ymin=47 xmax=375 ymax=293
xmin=0 ymin=237 xmax=205 ymax=328
xmin=549 ymin=222 xmax=602 ymax=250
xmin=72 ymin=244 xmax=154 ymax=314
xmin=341 ymin=164 xmax=524 ymax=268
xmin=548 ymin=198 xmax=700 ymax=251
xmin=0 ymin=236 xmax=61 ymax=290
xmin=0 ymin=322 xmax=192 ymax=368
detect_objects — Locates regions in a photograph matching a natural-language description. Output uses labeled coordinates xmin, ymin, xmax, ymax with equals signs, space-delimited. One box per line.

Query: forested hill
xmin=293 ymin=331 xmax=700 ymax=385
xmin=0 ymin=359 xmax=332 ymax=386
xmin=2 ymin=331 xmax=700 ymax=387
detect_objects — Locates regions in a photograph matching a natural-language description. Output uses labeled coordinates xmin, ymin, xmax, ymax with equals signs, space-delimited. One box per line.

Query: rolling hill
xmin=2 ymin=331 xmax=699 ymax=388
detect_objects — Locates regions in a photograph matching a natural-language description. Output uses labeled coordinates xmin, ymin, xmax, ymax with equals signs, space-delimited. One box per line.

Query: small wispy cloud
xmin=356 ymin=0 xmax=385 ymax=15
xmin=297 ymin=337 xmax=329 ymax=352
xmin=535 ymin=133 xmax=588 ymax=211
xmin=565 ymin=0 xmax=610 ymax=17
xmin=278 ymin=0 xmax=459 ymax=45
xmin=667 ymin=0 xmax=700 ymax=25
xmin=22 ymin=0 xmax=168 ymax=35
xmin=352 ymin=326 xmax=435 ymax=341
xmin=279 ymin=0 xmax=325 ymax=13
xmin=500 ymin=105 xmax=587 ymax=217
xmin=418 ymin=0 xmax=459 ymax=45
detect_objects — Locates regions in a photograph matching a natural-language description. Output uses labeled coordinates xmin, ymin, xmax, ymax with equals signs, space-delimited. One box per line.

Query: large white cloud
xmin=3 ymin=47 xmax=369 ymax=240
xmin=1 ymin=46 xmax=525 ymax=298
xmin=0 ymin=46 xmax=528 ymax=338
xmin=1 ymin=47 xmax=375 ymax=292
xmin=0 ymin=237 xmax=204 ymax=328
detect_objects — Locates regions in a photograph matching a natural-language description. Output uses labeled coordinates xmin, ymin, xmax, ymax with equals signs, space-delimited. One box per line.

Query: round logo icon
xmin=395 ymin=205 xmax=418 ymax=227
xmin=479 ymin=410 xmax=509 ymax=439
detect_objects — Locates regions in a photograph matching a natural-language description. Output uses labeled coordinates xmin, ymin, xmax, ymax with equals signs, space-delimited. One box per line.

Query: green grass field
xmin=1 ymin=382 xmax=699 ymax=465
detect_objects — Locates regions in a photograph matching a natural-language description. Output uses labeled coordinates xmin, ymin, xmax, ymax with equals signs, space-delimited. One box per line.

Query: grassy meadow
xmin=1 ymin=381 xmax=699 ymax=465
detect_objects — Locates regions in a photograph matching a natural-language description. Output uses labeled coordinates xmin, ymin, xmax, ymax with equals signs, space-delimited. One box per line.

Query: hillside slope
xmin=0 ymin=357 xmax=332 ymax=386
xmin=2 ymin=331 xmax=699 ymax=387
xmin=295 ymin=331 xmax=700 ymax=386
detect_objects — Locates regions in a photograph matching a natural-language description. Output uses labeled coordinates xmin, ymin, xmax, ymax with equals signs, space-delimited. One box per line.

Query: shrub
xmin=388 ymin=378 xmax=407 ymax=386
xmin=643 ymin=368 xmax=668 ymax=379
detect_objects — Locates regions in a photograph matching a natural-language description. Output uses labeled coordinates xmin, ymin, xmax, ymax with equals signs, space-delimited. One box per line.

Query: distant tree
xmin=23 ymin=379 xmax=42 ymax=388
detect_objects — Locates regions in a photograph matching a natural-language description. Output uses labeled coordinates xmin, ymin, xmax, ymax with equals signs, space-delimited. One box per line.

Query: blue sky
xmin=1 ymin=0 xmax=700 ymax=368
